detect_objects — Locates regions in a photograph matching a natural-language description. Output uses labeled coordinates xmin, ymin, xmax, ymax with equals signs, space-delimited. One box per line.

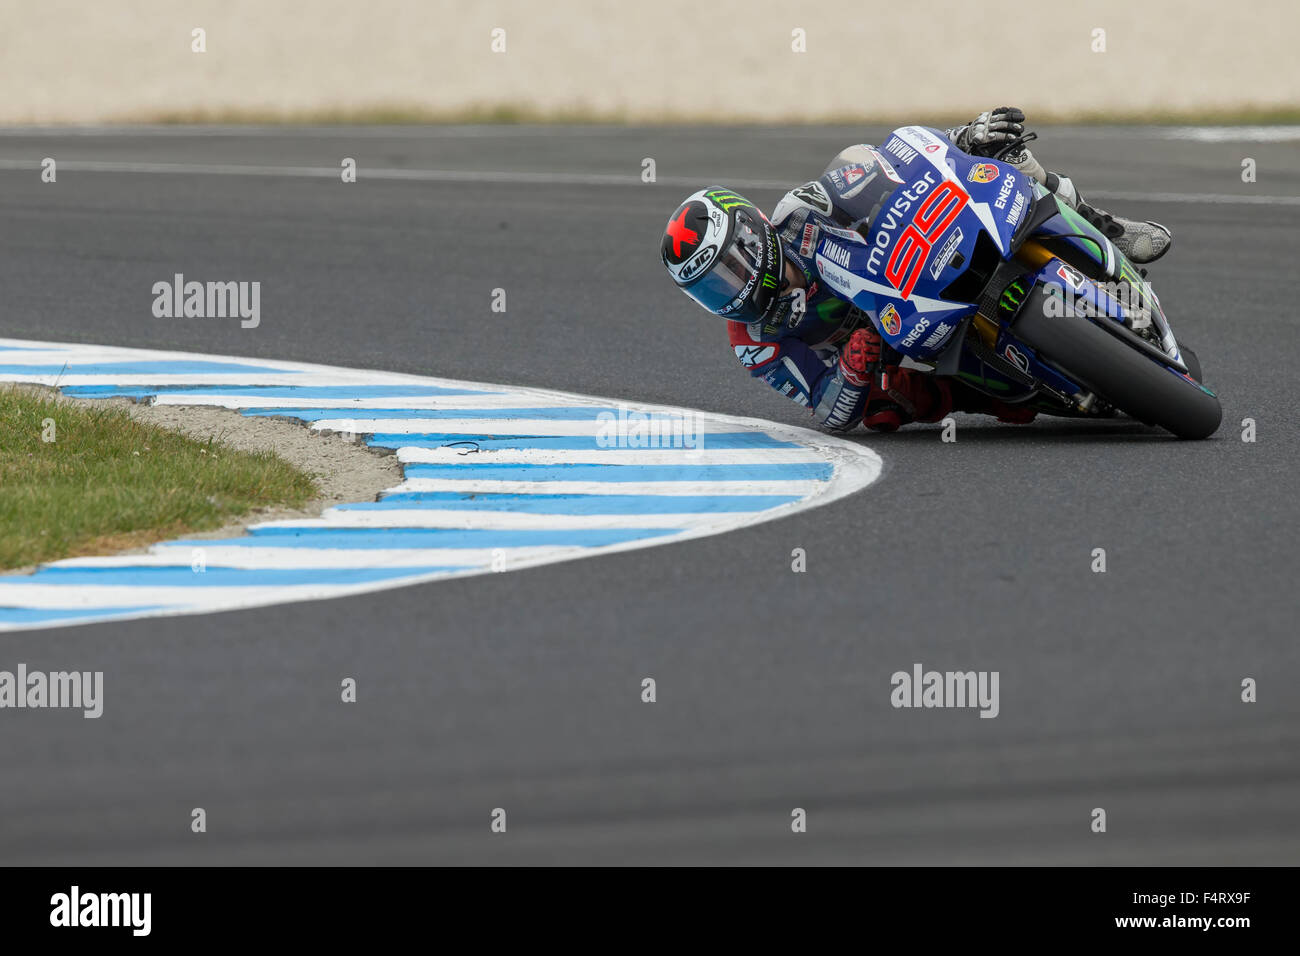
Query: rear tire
xmin=1015 ymin=294 xmax=1221 ymax=439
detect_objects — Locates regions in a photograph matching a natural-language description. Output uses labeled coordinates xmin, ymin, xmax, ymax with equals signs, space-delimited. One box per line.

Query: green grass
xmin=0 ymin=388 xmax=319 ymax=571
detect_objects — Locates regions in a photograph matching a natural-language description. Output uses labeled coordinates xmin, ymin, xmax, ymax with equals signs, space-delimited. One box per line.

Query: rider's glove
xmin=837 ymin=327 xmax=881 ymax=387
xmin=951 ymin=107 xmax=1026 ymax=156
xmin=1007 ymin=148 xmax=1047 ymax=186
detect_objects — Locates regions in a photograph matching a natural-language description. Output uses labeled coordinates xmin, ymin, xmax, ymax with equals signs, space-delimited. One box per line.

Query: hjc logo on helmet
xmin=678 ymin=244 xmax=718 ymax=282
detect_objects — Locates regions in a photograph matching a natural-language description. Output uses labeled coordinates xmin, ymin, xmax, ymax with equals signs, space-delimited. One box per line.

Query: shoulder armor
xmin=772 ymin=181 xmax=834 ymax=225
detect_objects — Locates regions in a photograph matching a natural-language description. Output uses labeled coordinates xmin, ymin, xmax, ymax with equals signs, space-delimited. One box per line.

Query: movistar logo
xmin=706 ymin=190 xmax=751 ymax=212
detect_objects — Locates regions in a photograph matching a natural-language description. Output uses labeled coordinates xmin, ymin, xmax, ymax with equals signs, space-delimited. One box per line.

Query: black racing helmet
xmin=661 ymin=187 xmax=785 ymax=323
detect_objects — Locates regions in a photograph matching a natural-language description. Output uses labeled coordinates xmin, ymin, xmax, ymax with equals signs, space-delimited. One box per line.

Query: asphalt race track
xmin=0 ymin=125 xmax=1297 ymax=864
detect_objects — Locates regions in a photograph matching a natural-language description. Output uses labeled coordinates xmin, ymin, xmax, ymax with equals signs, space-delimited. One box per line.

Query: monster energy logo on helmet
xmin=704 ymin=189 xmax=753 ymax=212
xmin=660 ymin=186 xmax=784 ymax=323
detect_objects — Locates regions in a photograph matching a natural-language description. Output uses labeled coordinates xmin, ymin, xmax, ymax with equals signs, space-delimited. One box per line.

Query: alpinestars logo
xmin=792 ymin=182 xmax=832 ymax=214
xmin=735 ymin=344 xmax=777 ymax=368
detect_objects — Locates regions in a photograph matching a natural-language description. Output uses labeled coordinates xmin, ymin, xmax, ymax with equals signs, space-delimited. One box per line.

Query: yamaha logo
xmin=821 ymin=241 xmax=853 ymax=269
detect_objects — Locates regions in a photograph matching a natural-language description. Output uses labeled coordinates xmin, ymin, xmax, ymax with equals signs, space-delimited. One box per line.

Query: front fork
xmin=962 ymin=239 xmax=1056 ymax=353
xmin=961 ymin=240 xmax=1107 ymax=411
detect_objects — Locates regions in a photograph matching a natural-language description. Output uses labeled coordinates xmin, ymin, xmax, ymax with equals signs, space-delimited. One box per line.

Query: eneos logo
xmin=967 ymin=163 xmax=999 ymax=184
xmin=879 ymin=303 xmax=902 ymax=336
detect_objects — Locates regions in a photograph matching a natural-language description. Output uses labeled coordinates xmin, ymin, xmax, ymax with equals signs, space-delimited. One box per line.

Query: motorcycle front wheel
xmin=1015 ymin=295 xmax=1221 ymax=439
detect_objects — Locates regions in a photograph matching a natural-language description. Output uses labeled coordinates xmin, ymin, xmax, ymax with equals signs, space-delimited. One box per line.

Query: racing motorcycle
xmin=811 ymin=126 xmax=1221 ymax=439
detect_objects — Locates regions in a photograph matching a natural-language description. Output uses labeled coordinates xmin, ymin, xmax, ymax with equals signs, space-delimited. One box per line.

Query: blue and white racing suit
xmin=726 ymin=133 xmax=985 ymax=431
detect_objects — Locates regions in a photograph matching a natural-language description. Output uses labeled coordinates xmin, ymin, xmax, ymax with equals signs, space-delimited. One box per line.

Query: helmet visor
xmin=683 ymin=210 xmax=782 ymax=321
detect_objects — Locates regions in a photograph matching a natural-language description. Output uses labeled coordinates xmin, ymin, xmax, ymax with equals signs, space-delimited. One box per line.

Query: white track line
xmin=394 ymin=447 xmax=820 ymax=465
xmin=45 ymin=546 xmax=590 ymax=570
xmin=251 ymin=511 xmax=747 ymax=531
xmin=0 ymin=158 xmax=1293 ymax=206
xmin=303 ymin=418 xmax=782 ymax=436
xmin=391 ymin=478 xmax=828 ymax=495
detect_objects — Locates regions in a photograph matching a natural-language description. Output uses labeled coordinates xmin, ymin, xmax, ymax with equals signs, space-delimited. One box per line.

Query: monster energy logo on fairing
xmin=1000 ymin=279 xmax=1028 ymax=312
xmin=761 ymin=274 xmax=778 ymax=289
xmin=706 ymin=190 xmax=752 ymax=211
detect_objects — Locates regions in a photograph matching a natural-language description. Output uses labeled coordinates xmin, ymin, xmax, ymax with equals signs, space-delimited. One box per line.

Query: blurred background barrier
xmin=3 ymin=0 xmax=1298 ymax=125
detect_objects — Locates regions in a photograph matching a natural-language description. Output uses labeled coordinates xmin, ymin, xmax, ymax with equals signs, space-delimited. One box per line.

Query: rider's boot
xmin=1007 ymin=149 xmax=1173 ymax=265
xmin=1072 ymin=199 xmax=1173 ymax=264
xmin=949 ymin=379 xmax=1038 ymax=424
xmin=879 ymin=369 xmax=1038 ymax=426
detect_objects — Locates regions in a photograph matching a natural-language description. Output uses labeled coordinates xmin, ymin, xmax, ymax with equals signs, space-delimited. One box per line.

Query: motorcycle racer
xmin=659 ymin=108 xmax=1173 ymax=433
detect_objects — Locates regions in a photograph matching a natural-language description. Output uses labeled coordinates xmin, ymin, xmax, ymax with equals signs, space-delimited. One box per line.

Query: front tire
xmin=1015 ymin=295 xmax=1221 ymax=439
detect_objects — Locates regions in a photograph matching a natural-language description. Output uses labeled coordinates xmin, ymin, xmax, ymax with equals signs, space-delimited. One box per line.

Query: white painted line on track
xmin=0 ymin=125 xmax=634 ymax=139
xmin=1160 ymin=125 xmax=1300 ymax=142
xmin=0 ymin=158 xmax=1294 ymax=206
xmin=391 ymin=478 xmax=830 ymax=495
xmin=252 ymin=511 xmax=746 ymax=530
xmin=394 ymin=447 xmax=825 ymax=465
xmin=298 ymin=417 xmax=782 ymax=436
xmin=76 ymin=545 xmax=610 ymax=568
xmin=3 ymin=123 xmax=1294 ymax=141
